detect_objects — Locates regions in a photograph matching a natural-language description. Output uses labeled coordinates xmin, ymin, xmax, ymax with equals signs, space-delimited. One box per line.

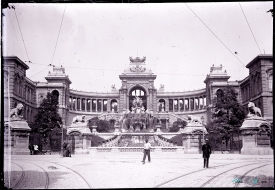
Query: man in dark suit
xmin=202 ymin=139 xmax=212 ymax=168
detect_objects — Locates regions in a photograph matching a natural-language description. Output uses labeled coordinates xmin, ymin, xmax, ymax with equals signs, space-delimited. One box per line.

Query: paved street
xmin=4 ymin=152 xmax=274 ymax=189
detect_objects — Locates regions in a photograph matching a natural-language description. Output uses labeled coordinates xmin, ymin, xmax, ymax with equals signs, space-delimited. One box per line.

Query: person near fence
xmin=142 ymin=139 xmax=151 ymax=164
xmin=28 ymin=144 xmax=34 ymax=155
xmin=202 ymin=139 xmax=212 ymax=168
xmin=66 ymin=143 xmax=71 ymax=157
xmin=63 ymin=142 xmax=71 ymax=157
xmin=33 ymin=144 xmax=39 ymax=155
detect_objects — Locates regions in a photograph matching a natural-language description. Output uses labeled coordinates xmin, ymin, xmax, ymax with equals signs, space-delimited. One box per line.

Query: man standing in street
xmin=202 ymin=139 xmax=212 ymax=168
xmin=142 ymin=139 xmax=151 ymax=164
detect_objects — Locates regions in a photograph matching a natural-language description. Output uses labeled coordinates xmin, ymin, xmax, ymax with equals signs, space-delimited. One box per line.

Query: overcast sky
xmin=2 ymin=2 xmax=273 ymax=92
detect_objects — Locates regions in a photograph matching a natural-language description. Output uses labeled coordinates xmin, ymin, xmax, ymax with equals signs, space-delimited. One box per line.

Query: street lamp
xmin=57 ymin=121 xmax=63 ymax=157
xmin=201 ymin=116 xmax=205 ymax=141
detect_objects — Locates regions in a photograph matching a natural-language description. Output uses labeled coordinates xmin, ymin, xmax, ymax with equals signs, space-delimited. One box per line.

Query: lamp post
xmin=57 ymin=121 xmax=63 ymax=157
xmin=201 ymin=116 xmax=205 ymax=142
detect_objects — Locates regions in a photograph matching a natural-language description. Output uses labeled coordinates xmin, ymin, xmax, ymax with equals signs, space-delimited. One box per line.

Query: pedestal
xmin=240 ymin=117 xmax=273 ymax=155
xmin=4 ymin=120 xmax=31 ymax=155
xmin=155 ymin=125 xmax=161 ymax=134
xmin=91 ymin=125 xmax=98 ymax=135
xmin=181 ymin=123 xmax=207 ymax=154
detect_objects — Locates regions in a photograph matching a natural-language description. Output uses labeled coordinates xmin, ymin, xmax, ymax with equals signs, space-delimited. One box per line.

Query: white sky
xmin=2 ymin=2 xmax=273 ymax=92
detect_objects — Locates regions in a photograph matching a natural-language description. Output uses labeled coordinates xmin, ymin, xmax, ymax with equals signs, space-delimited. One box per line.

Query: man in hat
xmin=202 ymin=139 xmax=212 ymax=168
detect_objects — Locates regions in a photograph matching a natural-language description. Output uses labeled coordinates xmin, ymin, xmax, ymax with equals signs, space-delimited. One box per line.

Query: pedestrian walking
xmin=33 ymin=144 xmax=39 ymax=155
xmin=202 ymin=139 xmax=212 ymax=168
xmin=142 ymin=139 xmax=151 ymax=164
xmin=28 ymin=144 xmax=34 ymax=155
xmin=66 ymin=143 xmax=71 ymax=157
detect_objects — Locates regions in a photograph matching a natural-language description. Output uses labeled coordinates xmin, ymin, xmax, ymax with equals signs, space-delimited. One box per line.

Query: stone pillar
xmin=189 ymin=98 xmax=191 ymax=110
xmin=240 ymin=116 xmax=273 ymax=155
xmin=107 ymin=99 xmax=110 ymax=112
xmin=150 ymin=90 xmax=153 ymax=110
xmin=4 ymin=120 xmax=31 ymax=155
xmin=124 ymin=91 xmax=126 ymax=109
xmin=178 ymin=99 xmax=180 ymax=112
xmin=173 ymin=99 xmax=175 ymax=112
xmin=84 ymin=98 xmax=87 ymax=111
xmin=95 ymin=99 xmax=98 ymax=112
xmin=74 ymin=97 xmax=77 ymax=110
xmin=101 ymin=99 xmax=103 ymax=113
xmin=79 ymin=98 xmax=82 ymax=111
xmin=82 ymin=135 xmax=89 ymax=154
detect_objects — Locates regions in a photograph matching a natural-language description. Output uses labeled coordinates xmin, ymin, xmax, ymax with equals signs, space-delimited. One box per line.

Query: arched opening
xmin=158 ymin=99 xmax=165 ymax=112
xmin=110 ymin=99 xmax=118 ymax=112
xmin=52 ymin=90 xmax=59 ymax=104
xmin=216 ymin=89 xmax=224 ymax=102
xmin=129 ymin=87 xmax=147 ymax=112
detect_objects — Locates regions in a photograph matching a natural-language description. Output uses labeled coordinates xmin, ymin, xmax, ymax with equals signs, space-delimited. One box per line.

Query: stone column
xmin=189 ymin=98 xmax=191 ymax=111
xmin=101 ymin=99 xmax=103 ymax=113
xmin=173 ymin=99 xmax=175 ymax=112
xmin=178 ymin=99 xmax=180 ymax=112
xmin=150 ymin=90 xmax=153 ymax=110
xmin=79 ymin=98 xmax=82 ymax=111
xmin=84 ymin=98 xmax=87 ymax=111
xmin=75 ymin=97 xmax=77 ymax=110
xmin=107 ymin=99 xmax=110 ymax=112
xmin=124 ymin=91 xmax=126 ymax=109
xmin=95 ymin=99 xmax=98 ymax=112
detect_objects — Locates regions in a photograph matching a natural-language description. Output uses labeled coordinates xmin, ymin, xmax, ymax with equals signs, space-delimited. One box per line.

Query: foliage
xmin=31 ymin=92 xmax=62 ymax=144
xmin=169 ymin=119 xmax=188 ymax=132
xmin=89 ymin=134 xmax=106 ymax=147
xmin=210 ymin=86 xmax=246 ymax=148
xmin=267 ymin=9 xmax=273 ymax=17
xmin=169 ymin=134 xmax=183 ymax=146
xmin=88 ymin=117 xmax=111 ymax=132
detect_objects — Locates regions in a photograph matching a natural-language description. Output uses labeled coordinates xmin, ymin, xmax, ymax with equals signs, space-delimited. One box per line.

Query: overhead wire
xmin=6 ymin=10 xmax=25 ymax=60
xmin=239 ymin=2 xmax=262 ymax=54
xmin=12 ymin=5 xmax=31 ymax=62
xmin=185 ymin=3 xmax=246 ymax=67
xmin=51 ymin=5 xmax=67 ymax=70
xmin=29 ymin=65 xmax=52 ymax=78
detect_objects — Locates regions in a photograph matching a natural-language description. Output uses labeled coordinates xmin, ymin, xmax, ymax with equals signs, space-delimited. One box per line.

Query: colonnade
xmin=69 ymin=95 xmax=206 ymax=113
xmin=69 ymin=96 xmax=118 ymax=112
xmin=162 ymin=96 xmax=206 ymax=112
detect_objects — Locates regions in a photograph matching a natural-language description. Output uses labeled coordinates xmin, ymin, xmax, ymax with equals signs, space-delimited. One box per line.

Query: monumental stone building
xmin=3 ymin=54 xmax=273 ymax=129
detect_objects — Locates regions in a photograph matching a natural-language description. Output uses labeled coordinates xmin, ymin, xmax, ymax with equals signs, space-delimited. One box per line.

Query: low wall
xmin=89 ymin=146 xmax=184 ymax=154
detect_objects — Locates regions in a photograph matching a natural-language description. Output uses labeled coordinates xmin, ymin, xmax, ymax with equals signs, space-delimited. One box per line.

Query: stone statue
xmin=187 ymin=115 xmax=202 ymax=124
xmin=131 ymin=96 xmax=144 ymax=113
xmin=247 ymin=102 xmax=262 ymax=117
xmin=111 ymin=84 xmax=116 ymax=90
xmin=72 ymin=115 xmax=86 ymax=124
xmin=10 ymin=103 xmax=24 ymax=120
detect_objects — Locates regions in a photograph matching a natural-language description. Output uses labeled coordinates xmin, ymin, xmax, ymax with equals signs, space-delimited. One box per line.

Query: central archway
xmin=129 ymin=87 xmax=147 ymax=112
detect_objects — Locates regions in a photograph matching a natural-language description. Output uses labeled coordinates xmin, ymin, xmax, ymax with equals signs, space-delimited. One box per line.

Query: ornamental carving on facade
xmin=130 ymin=65 xmax=146 ymax=73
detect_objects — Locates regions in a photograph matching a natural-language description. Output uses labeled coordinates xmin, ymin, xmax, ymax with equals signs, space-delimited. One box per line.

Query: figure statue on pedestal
xmin=247 ymin=102 xmax=262 ymax=118
xmin=72 ymin=115 xmax=86 ymax=124
xmin=10 ymin=103 xmax=24 ymax=120
xmin=187 ymin=115 xmax=202 ymax=124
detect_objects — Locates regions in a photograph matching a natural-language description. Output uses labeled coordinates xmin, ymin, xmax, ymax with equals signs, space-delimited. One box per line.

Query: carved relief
xmin=130 ymin=65 xmax=146 ymax=73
